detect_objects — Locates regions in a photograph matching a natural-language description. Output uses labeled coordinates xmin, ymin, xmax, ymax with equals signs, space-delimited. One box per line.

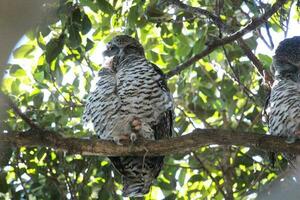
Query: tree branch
xmin=1 ymin=129 xmax=300 ymax=156
xmin=167 ymin=0 xmax=224 ymax=28
xmin=0 ymin=92 xmax=40 ymax=130
xmin=166 ymin=0 xmax=288 ymax=78
xmin=236 ymin=39 xmax=265 ymax=77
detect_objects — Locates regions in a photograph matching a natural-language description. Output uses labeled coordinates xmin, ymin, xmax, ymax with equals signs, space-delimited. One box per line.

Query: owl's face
xmin=103 ymin=35 xmax=144 ymax=58
xmin=271 ymin=58 xmax=299 ymax=79
xmin=271 ymin=36 xmax=300 ymax=82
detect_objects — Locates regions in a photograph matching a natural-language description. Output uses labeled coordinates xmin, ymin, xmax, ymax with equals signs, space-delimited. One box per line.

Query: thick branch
xmin=1 ymin=129 xmax=300 ymax=156
xmin=166 ymin=0 xmax=288 ymax=78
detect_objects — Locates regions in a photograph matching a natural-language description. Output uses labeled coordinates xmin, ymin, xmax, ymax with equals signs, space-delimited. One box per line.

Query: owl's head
xmin=103 ymin=35 xmax=145 ymax=59
xmin=271 ymin=36 xmax=300 ymax=81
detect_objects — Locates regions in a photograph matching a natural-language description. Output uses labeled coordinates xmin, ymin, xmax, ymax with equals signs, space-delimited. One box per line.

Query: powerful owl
xmin=267 ymin=36 xmax=300 ymax=162
xmin=83 ymin=35 xmax=174 ymax=197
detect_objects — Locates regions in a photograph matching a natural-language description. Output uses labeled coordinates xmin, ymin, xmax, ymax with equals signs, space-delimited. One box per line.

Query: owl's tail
xmin=109 ymin=156 xmax=164 ymax=197
xmin=122 ymin=176 xmax=152 ymax=197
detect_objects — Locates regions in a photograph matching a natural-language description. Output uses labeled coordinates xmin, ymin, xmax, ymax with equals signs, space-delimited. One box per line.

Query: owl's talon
xmin=130 ymin=133 xmax=137 ymax=142
xmin=131 ymin=117 xmax=142 ymax=132
xmin=295 ymin=131 xmax=300 ymax=136
xmin=113 ymin=134 xmax=130 ymax=145
xmin=285 ymin=135 xmax=297 ymax=144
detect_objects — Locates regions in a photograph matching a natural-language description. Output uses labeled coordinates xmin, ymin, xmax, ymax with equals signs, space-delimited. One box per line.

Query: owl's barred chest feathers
xmin=116 ymin=56 xmax=172 ymax=124
xmin=268 ymin=79 xmax=300 ymax=136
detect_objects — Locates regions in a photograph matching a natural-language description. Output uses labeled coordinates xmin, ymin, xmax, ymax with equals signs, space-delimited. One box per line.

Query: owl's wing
xmin=83 ymin=68 xmax=119 ymax=139
xmin=150 ymin=62 xmax=174 ymax=139
xmin=82 ymin=94 xmax=93 ymax=124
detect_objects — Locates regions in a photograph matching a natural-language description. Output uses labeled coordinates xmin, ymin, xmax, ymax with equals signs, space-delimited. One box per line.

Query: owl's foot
xmin=113 ymin=132 xmax=137 ymax=145
xmin=130 ymin=133 xmax=137 ymax=142
xmin=285 ymin=135 xmax=298 ymax=144
xmin=130 ymin=117 xmax=142 ymax=132
xmin=113 ymin=134 xmax=130 ymax=145
xmin=295 ymin=131 xmax=300 ymax=136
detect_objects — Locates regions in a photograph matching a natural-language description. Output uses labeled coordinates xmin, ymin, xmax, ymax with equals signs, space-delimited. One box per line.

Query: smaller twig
xmin=256 ymin=28 xmax=273 ymax=49
xmin=110 ymin=174 xmax=119 ymax=199
xmin=15 ymin=153 xmax=30 ymax=200
xmin=177 ymin=106 xmax=212 ymax=128
xmin=164 ymin=163 xmax=199 ymax=170
xmin=221 ymin=44 xmax=257 ymax=103
xmin=220 ymin=147 xmax=234 ymax=200
xmin=215 ymin=0 xmax=224 ymax=17
xmin=169 ymin=0 xmax=224 ymax=29
xmin=166 ymin=0 xmax=288 ymax=78
xmin=237 ymin=39 xmax=265 ymax=78
xmin=239 ymin=8 xmax=251 ymax=20
xmin=48 ymin=68 xmax=72 ymax=105
xmin=264 ymin=23 xmax=275 ymax=49
xmin=235 ymin=148 xmax=273 ymax=170
xmin=238 ymin=168 xmax=267 ymax=197
xmin=1 ymin=92 xmax=40 ymax=130
xmin=63 ymin=169 xmax=77 ymax=200
xmin=83 ymin=54 xmax=95 ymax=77
xmin=236 ymin=98 xmax=249 ymax=129
xmin=193 ymin=152 xmax=227 ymax=198
xmin=176 ymin=106 xmax=197 ymax=129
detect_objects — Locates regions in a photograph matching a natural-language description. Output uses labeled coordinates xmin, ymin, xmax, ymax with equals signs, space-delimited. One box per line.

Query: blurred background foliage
xmin=0 ymin=0 xmax=299 ymax=199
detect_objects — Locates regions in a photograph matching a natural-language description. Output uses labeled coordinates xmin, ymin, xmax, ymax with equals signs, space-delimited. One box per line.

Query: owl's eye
xmin=126 ymin=45 xmax=135 ymax=49
xmin=108 ymin=45 xmax=118 ymax=51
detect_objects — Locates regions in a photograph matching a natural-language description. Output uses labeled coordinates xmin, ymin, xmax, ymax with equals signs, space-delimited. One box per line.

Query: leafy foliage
xmin=0 ymin=0 xmax=299 ymax=199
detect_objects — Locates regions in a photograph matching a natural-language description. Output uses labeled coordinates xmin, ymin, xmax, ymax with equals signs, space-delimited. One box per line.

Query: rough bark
xmin=1 ymin=129 xmax=300 ymax=157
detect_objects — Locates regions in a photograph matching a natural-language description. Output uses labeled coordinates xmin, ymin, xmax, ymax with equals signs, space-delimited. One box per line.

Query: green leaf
xmin=85 ymin=38 xmax=94 ymax=51
xmin=193 ymin=27 xmax=207 ymax=54
xmin=164 ymin=193 xmax=177 ymax=200
xmin=80 ymin=0 xmax=98 ymax=12
xmin=173 ymin=22 xmax=183 ymax=34
xmin=13 ymin=44 xmax=35 ymax=59
xmin=72 ymin=7 xmax=82 ymax=26
xmin=26 ymin=30 xmax=36 ymax=41
xmin=45 ymin=35 xmax=65 ymax=64
xmin=178 ymin=169 xmax=186 ymax=186
xmin=55 ymin=61 xmax=63 ymax=86
xmin=32 ymin=92 xmax=44 ymax=108
xmin=162 ymin=37 xmax=173 ymax=46
xmin=9 ymin=65 xmax=24 ymax=76
xmin=11 ymin=79 xmax=20 ymax=94
xmin=81 ymin=14 xmax=92 ymax=35
xmin=68 ymin=24 xmax=82 ymax=49
xmin=188 ymin=174 xmax=203 ymax=183
xmin=0 ymin=172 xmax=9 ymax=193
xmin=33 ymin=71 xmax=45 ymax=83
xmin=258 ymin=54 xmax=272 ymax=68
xmin=96 ymin=0 xmax=114 ymax=15
xmin=127 ymin=5 xmax=139 ymax=28
xmin=37 ymin=33 xmax=46 ymax=50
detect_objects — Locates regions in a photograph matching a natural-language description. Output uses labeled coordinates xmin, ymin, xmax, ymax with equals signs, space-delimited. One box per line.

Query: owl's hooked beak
xmin=103 ymin=43 xmax=119 ymax=57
